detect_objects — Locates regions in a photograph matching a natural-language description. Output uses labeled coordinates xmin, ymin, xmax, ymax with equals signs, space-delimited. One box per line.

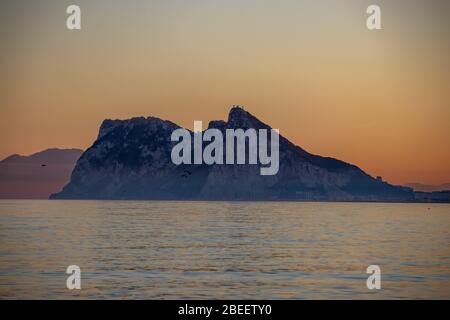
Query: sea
xmin=0 ymin=200 xmax=449 ymax=299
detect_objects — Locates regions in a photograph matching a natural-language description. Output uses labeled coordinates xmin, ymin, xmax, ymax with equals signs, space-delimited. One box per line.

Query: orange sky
xmin=1 ymin=0 xmax=449 ymax=185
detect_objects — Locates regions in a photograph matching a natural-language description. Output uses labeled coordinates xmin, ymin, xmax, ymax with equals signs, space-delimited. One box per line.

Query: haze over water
xmin=0 ymin=200 xmax=449 ymax=299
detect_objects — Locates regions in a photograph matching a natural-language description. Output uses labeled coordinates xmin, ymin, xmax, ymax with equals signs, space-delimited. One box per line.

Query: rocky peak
xmin=227 ymin=105 xmax=270 ymax=130
xmin=97 ymin=116 xmax=179 ymax=140
xmin=51 ymin=107 xmax=414 ymax=201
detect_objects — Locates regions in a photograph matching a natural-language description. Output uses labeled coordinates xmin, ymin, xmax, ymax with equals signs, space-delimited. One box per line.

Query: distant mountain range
xmin=0 ymin=148 xmax=83 ymax=199
xmin=405 ymin=183 xmax=450 ymax=192
xmin=50 ymin=107 xmax=415 ymax=201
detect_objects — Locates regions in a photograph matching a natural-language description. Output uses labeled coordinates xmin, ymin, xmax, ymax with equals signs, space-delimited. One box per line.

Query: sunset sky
xmin=0 ymin=0 xmax=449 ymax=185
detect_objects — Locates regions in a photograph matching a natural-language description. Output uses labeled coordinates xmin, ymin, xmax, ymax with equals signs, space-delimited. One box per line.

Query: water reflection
xmin=0 ymin=200 xmax=449 ymax=299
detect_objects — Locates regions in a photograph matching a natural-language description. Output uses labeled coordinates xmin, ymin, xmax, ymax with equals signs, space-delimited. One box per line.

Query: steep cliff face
xmin=51 ymin=107 xmax=413 ymax=201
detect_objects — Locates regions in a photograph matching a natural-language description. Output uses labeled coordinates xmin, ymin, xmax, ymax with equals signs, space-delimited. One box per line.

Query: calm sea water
xmin=0 ymin=200 xmax=449 ymax=299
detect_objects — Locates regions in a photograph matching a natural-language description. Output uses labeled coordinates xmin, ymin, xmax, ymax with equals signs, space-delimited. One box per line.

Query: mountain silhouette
xmin=405 ymin=182 xmax=450 ymax=192
xmin=51 ymin=107 xmax=413 ymax=201
xmin=0 ymin=148 xmax=83 ymax=199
